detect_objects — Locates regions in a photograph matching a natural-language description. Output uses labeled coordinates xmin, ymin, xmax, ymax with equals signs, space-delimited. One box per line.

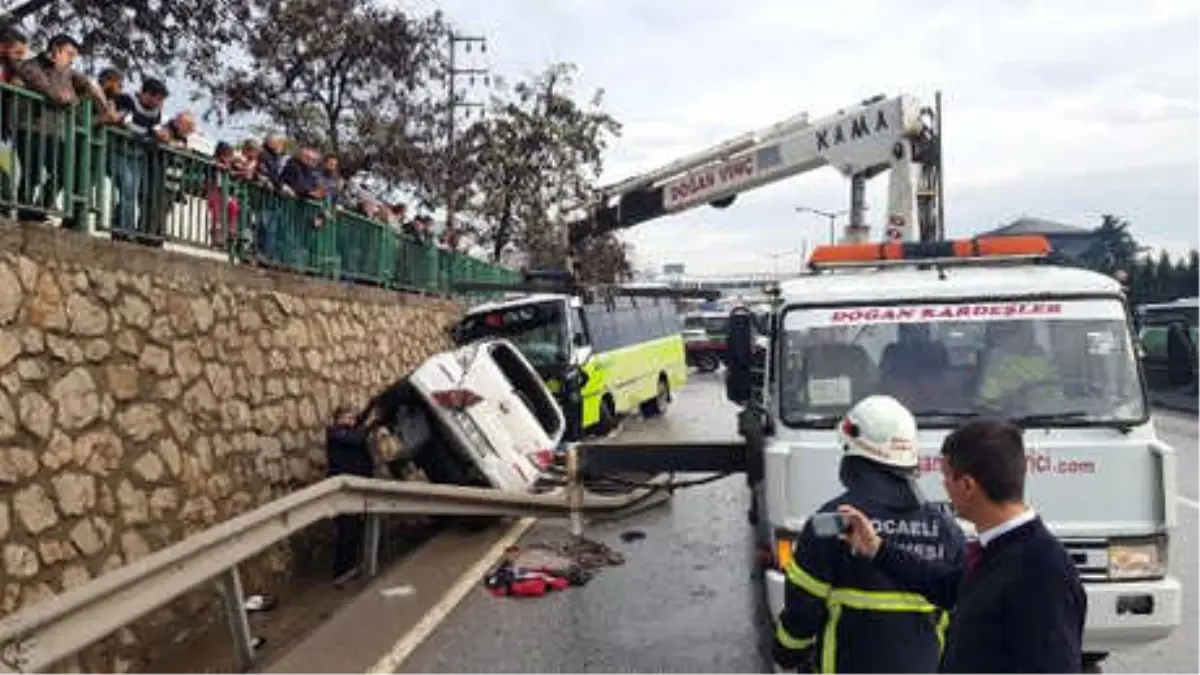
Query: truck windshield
xmin=777 ymin=298 xmax=1146 ymax=428
xmin=455 ymin=300 xmax=568 ymax=371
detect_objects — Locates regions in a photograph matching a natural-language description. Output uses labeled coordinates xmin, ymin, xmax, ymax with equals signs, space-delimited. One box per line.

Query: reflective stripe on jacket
xmin=773 ymin=458 xmax=966 ymax=673
xmin=977 ymin=351 xmax=1057 ymax=405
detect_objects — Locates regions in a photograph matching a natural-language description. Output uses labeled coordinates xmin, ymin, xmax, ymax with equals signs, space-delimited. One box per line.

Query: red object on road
xmin=484 ymin=561 xmax=572 ymax=598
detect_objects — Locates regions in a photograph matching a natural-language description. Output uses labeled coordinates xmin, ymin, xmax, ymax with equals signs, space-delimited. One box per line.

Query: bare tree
xmin=210 ymin=0 xmax=450 ymax=187
xmin=461 ymin=62 xmax=622 ymax=270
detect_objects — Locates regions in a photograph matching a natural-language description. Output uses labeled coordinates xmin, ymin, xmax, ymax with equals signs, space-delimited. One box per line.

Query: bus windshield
xmin=455 ymin=300 xmax=568 ymax=371
xmin=777 ymin=298 xmax=1146 ymax=428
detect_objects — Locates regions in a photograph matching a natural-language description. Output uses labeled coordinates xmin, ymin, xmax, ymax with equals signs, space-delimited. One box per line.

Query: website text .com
xmin=919 ymin=455 xmax=1097 ymax=476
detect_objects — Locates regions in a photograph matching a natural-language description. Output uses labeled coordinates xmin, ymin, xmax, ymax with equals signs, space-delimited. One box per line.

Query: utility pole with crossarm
xmin=445 ymin=32 xmax=489 ymax=241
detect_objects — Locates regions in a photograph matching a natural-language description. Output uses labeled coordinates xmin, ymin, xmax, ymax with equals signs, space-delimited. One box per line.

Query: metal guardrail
xmin=0 ymin=473 xmax=670 ymax=673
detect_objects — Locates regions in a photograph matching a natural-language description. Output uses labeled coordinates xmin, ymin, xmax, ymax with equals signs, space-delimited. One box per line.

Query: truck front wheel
xmin=1082 ymin=653 xmax=1107 ymax=673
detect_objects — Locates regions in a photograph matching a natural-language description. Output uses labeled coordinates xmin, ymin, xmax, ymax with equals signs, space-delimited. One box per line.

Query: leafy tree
xmin=575 ymin=233 xmax=633 ymax=283
xmin=1 ymin=0 xmax=247 ymax=84
xmin=1184 ymin=250 xmax=1199 ymax=298
xmin=461 ymin=62 xmax=622 ymax=268
xmin=1080 ymin=214 xmax=1143 ymax=274
xmin=210 ymin=0 xmax=450 ymax=186
xmin=1153 ymin=251 xmax=1175 ymax=302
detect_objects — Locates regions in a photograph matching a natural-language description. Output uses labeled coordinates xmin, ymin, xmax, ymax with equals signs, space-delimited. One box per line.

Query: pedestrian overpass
xmin=661 ymin=272 xmax=796 ymax=301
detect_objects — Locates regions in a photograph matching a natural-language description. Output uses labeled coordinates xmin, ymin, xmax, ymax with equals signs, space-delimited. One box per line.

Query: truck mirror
xmin=725 ymin=307 xmax=756 ymax=405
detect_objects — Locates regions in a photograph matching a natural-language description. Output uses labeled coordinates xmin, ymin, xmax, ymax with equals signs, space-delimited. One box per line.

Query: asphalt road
xmin=400 ymin=376 xmax=1198 ymax=674
xmin=1106 ymin=407 xmax=1198 ymax=674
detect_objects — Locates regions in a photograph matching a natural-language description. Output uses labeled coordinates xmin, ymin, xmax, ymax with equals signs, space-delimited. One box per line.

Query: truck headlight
xmin=1108 ymin=536 xmax=1167 ymax=580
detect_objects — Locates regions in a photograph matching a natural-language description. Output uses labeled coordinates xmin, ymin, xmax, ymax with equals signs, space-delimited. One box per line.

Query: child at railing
xmin=207 ymin=141 xmax=242 ymax=252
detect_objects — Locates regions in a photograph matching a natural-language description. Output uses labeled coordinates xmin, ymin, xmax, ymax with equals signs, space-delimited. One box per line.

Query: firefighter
xmin=773 ymin=395 xmax=967 ymax=673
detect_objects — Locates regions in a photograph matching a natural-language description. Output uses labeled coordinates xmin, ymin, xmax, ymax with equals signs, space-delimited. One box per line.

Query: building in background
xmin=980 ymin=217 xmax=1102 ymax=258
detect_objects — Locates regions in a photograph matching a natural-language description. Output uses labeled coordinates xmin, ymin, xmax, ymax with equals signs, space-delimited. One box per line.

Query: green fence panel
xmin=99 ymin=127 xmax=233 ymax=256
xmin=335 ymin=209 xmax=398 ymax=285
xmin=0 ymin=83 xmax=93 ymax=226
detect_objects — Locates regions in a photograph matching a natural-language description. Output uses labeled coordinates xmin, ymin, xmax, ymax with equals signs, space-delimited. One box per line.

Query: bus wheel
xmin=640 ymin=376 xmax=670 ymax=418
xmin=597 ymin=395 xmax=618 ymax=436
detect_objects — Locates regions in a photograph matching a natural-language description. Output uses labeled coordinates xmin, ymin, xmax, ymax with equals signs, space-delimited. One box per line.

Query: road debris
xmin=620 ymin=529 xmax=647 ymax=543
xmin=483 ymin=530 xmax=627 ymax=599
xmin=244 ymin=594 xmax=276 ymax=612
xmin=380 ymin=584 xmax=417 ymax=598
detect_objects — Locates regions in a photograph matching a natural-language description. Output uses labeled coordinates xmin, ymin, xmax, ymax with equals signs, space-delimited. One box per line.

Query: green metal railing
xmin=0 ymin=82 xmax=95 ymax=225
xmin=1 ymin=83 xmax=520 ymax=296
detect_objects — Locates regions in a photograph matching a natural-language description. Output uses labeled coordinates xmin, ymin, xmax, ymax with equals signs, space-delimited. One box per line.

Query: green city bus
xmin=453 ymin=289 xmax=688 ymax=438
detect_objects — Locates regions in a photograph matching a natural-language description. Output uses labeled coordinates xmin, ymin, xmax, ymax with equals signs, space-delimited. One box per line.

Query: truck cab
xmin=732 ymin=236 xmax=1181 ymax=670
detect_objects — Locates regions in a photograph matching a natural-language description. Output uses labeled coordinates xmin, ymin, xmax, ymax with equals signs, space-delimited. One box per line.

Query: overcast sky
xmin=397 ymin=0 xmax=1198 ymax=276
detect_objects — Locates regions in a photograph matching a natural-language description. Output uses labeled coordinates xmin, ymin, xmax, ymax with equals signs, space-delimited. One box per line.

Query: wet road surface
xmin=1106 ymin=407 xmax=1198 ymax=674
xmin=399 ymin=377 xmax=1198 ymax=673
xmin=400 ymin=372 xmax=774 ymax=673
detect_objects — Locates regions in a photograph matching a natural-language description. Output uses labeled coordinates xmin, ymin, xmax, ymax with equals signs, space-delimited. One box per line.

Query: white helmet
xmin=836 ymin=395 xmax=919 ymax=470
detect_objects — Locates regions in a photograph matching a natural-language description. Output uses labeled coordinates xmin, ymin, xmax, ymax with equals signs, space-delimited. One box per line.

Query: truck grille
xmin=1062 ymin=540 xmax=1108 ymax=581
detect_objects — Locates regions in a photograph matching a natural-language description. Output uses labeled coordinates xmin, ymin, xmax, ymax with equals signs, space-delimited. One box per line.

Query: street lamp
xmin=795 ymin=206 xmax=853 ymax=245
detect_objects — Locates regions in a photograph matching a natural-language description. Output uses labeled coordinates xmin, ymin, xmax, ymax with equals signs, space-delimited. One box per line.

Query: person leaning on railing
xmin=206 ymin=141 xmax=242 ymax=252
xmin=282 ymin=147 xmax=343 ymax=273
xmin=109 ymin=76 xmax=169 ymax=239
xmin=13 ymin=34 xmax=119 ymax=227
xmin=0 ymin=28 xmax=30 ymax=202
xmin=0 ymin=27 xmax=29 ymax=85
xmin=139 ymin=111 xmax=197 ymax=245
xmin=98 ymin=67 xmax=123 ymax=104
xmin=249 ymin=133 xmax=293 ymax=266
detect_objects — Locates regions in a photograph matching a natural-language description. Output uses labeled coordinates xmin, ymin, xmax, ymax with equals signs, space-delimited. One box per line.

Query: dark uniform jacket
xmin=325 ymin=421 xmax=373 ymax=478
xmin=875 ymin=515 xmax=1086 ymax=673
xmin=774 ymin=457 xmax=967 ymax=673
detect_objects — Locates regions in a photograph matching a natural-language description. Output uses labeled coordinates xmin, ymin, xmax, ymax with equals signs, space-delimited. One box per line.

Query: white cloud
xmin=403 ymin=1 xmax=1200 ymax=273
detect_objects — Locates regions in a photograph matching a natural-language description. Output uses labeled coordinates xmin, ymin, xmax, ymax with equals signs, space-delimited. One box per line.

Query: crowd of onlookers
xmin=2 ymin=27 xmax=473 ymax=271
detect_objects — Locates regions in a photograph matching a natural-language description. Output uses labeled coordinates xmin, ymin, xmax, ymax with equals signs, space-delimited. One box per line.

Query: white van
xmin=735 ymin=237 xmax=1180 ymax=671
xmin=373 ymin=338 xmax=564 ymax=492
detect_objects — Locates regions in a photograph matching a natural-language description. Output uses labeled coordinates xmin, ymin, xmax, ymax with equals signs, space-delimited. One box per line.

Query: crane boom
xmin=568 ymin=93 xmax=941 ymax=247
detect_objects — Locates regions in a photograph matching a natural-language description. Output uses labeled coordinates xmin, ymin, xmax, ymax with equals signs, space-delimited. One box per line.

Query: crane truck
xmin=454 ymin=93 xmax=1180 ymax=671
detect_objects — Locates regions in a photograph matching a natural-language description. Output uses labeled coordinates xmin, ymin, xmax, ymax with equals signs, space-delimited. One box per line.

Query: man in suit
xmin=838 ymin=419 xmax=1086 ymax=673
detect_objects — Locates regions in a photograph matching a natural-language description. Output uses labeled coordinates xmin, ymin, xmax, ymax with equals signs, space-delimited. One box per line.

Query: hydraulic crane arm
xmin=568 ymin=93 xmax=941 ymax=247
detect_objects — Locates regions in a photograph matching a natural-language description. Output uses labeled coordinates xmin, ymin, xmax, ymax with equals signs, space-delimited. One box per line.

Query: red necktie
xmin=964 ymin=540 xmax=983 ymax=579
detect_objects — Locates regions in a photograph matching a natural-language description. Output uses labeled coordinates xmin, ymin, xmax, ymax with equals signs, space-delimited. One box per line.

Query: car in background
xmin=1136 ymin=297 xmax=1198 ymax=392
xmin=682 ymin=309 xmax=731 ymax=372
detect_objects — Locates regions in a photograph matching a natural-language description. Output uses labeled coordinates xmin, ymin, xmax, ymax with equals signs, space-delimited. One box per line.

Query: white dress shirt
xmin=977 ymin=509 xmax=1037 ymax=548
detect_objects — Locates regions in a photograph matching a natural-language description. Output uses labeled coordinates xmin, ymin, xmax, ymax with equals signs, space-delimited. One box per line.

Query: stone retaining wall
xmin=0 ymin=222 xmax=461 ymax=671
